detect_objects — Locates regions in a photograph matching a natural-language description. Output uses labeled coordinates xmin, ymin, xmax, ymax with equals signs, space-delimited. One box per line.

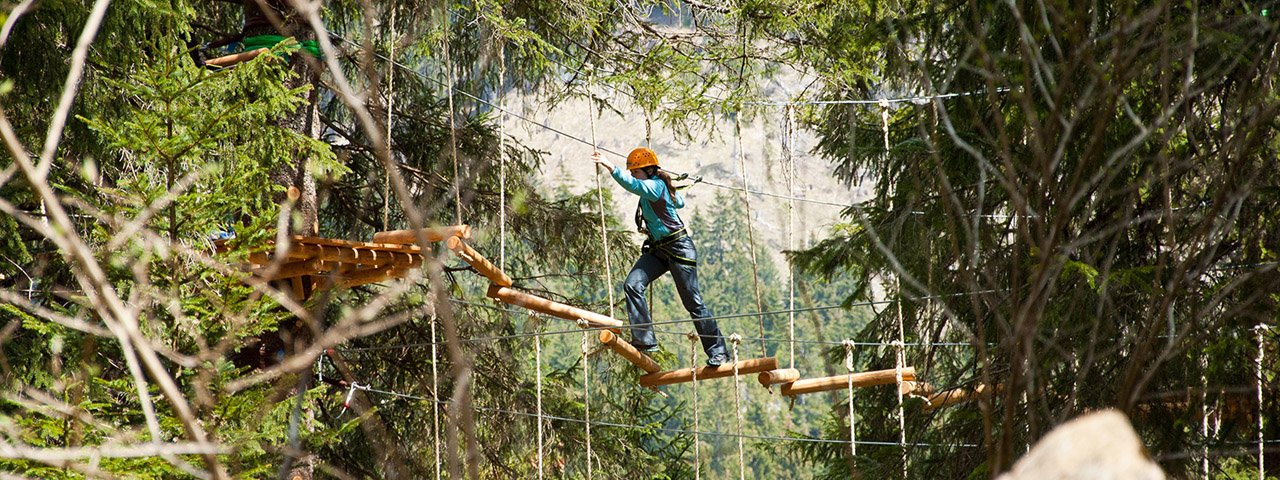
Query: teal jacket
xmin=610 ymin=167 xmax=686 ymax=240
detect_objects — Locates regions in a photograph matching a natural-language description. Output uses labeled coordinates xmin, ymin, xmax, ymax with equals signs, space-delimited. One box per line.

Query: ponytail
xmin=648 ymin=167 xmax=677 ymax=202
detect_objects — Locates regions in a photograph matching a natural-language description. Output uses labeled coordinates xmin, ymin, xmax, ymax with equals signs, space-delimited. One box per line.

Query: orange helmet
xmin=626 ymin=147 xmax=659 ymax=171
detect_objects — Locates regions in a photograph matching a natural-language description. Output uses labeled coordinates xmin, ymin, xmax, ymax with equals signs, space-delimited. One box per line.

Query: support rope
xmin=844 ymin=340 xmax=857 ymax=465
xmin=535 ymin=318 xmax=544 ymax=480
xmin=585 ymin=64 xmax=616 ymax=319
xmin=381 ymin=6 xmax=395 ymax=232
xmin=1257 ymin=324 xmax=1266 ymax=480
xmin=430 ymin=315 xmax=442 ymax=480
xmin=730 ymin=334 xmax=745 ymax=480
xmin=443 ymin=15 xmax=462 ymax=224
xmin=688 ymin=332 xmax=701 ymax=480
xmin=733 ymin=112 xmax=766 ymax=355
xmin=580 ymin=321 xmax=593 ymax=480
xmin=883 ymin=100 xmax=908 ymax=478
xmin=1201 ymin=348 xmax=1209 ymax=479
xmin=498 ymin=41 xmax=507 ymax=272
xmin=784 ymin=104 xmax=796 ymax=369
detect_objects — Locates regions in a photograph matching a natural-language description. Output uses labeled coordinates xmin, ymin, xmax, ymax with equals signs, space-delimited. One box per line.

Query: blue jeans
xmin=623 ymin=236 xmax=727 ymax=358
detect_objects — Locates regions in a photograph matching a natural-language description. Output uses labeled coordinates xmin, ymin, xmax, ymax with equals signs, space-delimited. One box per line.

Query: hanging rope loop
xmin=728 ymin=333 xmax=745 ymax=480
xmin=842 ymin=339 xmax=855 ymax=371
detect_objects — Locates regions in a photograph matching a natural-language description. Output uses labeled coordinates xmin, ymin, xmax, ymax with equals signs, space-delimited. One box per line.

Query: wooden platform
xmin=239 ymin=235 xmax=425 ymax=287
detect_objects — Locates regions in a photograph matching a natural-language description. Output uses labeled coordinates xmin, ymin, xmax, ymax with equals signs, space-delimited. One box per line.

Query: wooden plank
xmin=486 ymin=285 xmax=623 ymax=328
xmin=780 ymin=367 xmax=917 ymax=396
xmin=372 ymin=225 xmax=471 ymax=245
xmin=446 ymin=236 xmax=513 ymax=286
xmin=757 ymin=368 xmax=801 ymax=387
xmin=599 ymin=330 xmax=660 ymax=373
xmin=205 ymin=48 xmax=266 ymax=68
xmin=638 ymin=357 xmax=778 ymax=388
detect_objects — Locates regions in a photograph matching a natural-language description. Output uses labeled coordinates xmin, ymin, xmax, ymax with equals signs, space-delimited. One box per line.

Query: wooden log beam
xmin=372 ymin=225 xmax=471 ymax=244
xmin=922 ymin=383 xmax=997 ymax=411
xmin=446 ymin=236 xmax=513 ymax=287
xmin=757 ymin=368 xmax=801 ymax=387
xmin=486 ymin=285 xmax=623 ymax=328
xmin=336 ymin=265 xmax=409 ymax=289
xmin=638 ymin=357 xmax=778 ymax=388
xmin=205 ymin=48 xmax=266 ymax=68
xmin=254 ymin=258 xmax=326 ymax=280
xmin=780 ymin=367 xmax=917 ymax=396
xmin=899 ymin=380 xmax=935 ymax=397
xmin=599 ymin=330 xmax=660 ymax=373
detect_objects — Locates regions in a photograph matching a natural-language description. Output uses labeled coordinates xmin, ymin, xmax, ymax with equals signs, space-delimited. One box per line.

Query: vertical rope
xmin=882 ymin=99 xmax=908 ymax=477
xmin=535 ymin=319 xmax=544 ymax=480
xmin=645 ymin=111 xmax=652 ymax=147
xmin=894 ymin=338 xmax=907 ymax=477
xmin=580 ymin=324 xmax=593 ymax=480
xmin=733 ymin=111 xmax=766 ymax=355
xmin=688 ymin=332 xmax=701 ymax=480
xmin=498 ymin=41 xmax=507 ymax=272
xmin=1200 ymin=348 xmax=1209 ymax=479
xmin=843 ymin=340 xmax=857 ymax=464
xmin=443 ymin=10 xmax=462 ymax=224
xmin=381 ymin=6 xmax=395 ymax=232
xmin=784 ymin=104 xmax=796 ymax=369
xmin=729 ymin=334 xmax=745 ymax=480
xmin=1257 ymin=324 xmax=1266 ymax=480
xmin=430 ymin=316 xmax=442 ymax=480
xmin=585 ymin=65 xmax=616 ymax=319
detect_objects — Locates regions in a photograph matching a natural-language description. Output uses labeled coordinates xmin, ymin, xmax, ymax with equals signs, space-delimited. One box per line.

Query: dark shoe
xmin=706 ymin=352 xmax=729 ymax=367
xmin=629 ymin=341 xmax=659 ymax=353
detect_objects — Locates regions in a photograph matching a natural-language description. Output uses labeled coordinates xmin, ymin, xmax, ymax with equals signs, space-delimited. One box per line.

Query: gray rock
xmin=998 ymin=409 xmax=1165 ymax=480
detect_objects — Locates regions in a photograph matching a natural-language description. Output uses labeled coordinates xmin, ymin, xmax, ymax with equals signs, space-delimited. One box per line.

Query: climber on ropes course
xmin=592 ymin=147 xmax=730 ymax=366
xmin=191 ymin=0 xmax=320 ymax=68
